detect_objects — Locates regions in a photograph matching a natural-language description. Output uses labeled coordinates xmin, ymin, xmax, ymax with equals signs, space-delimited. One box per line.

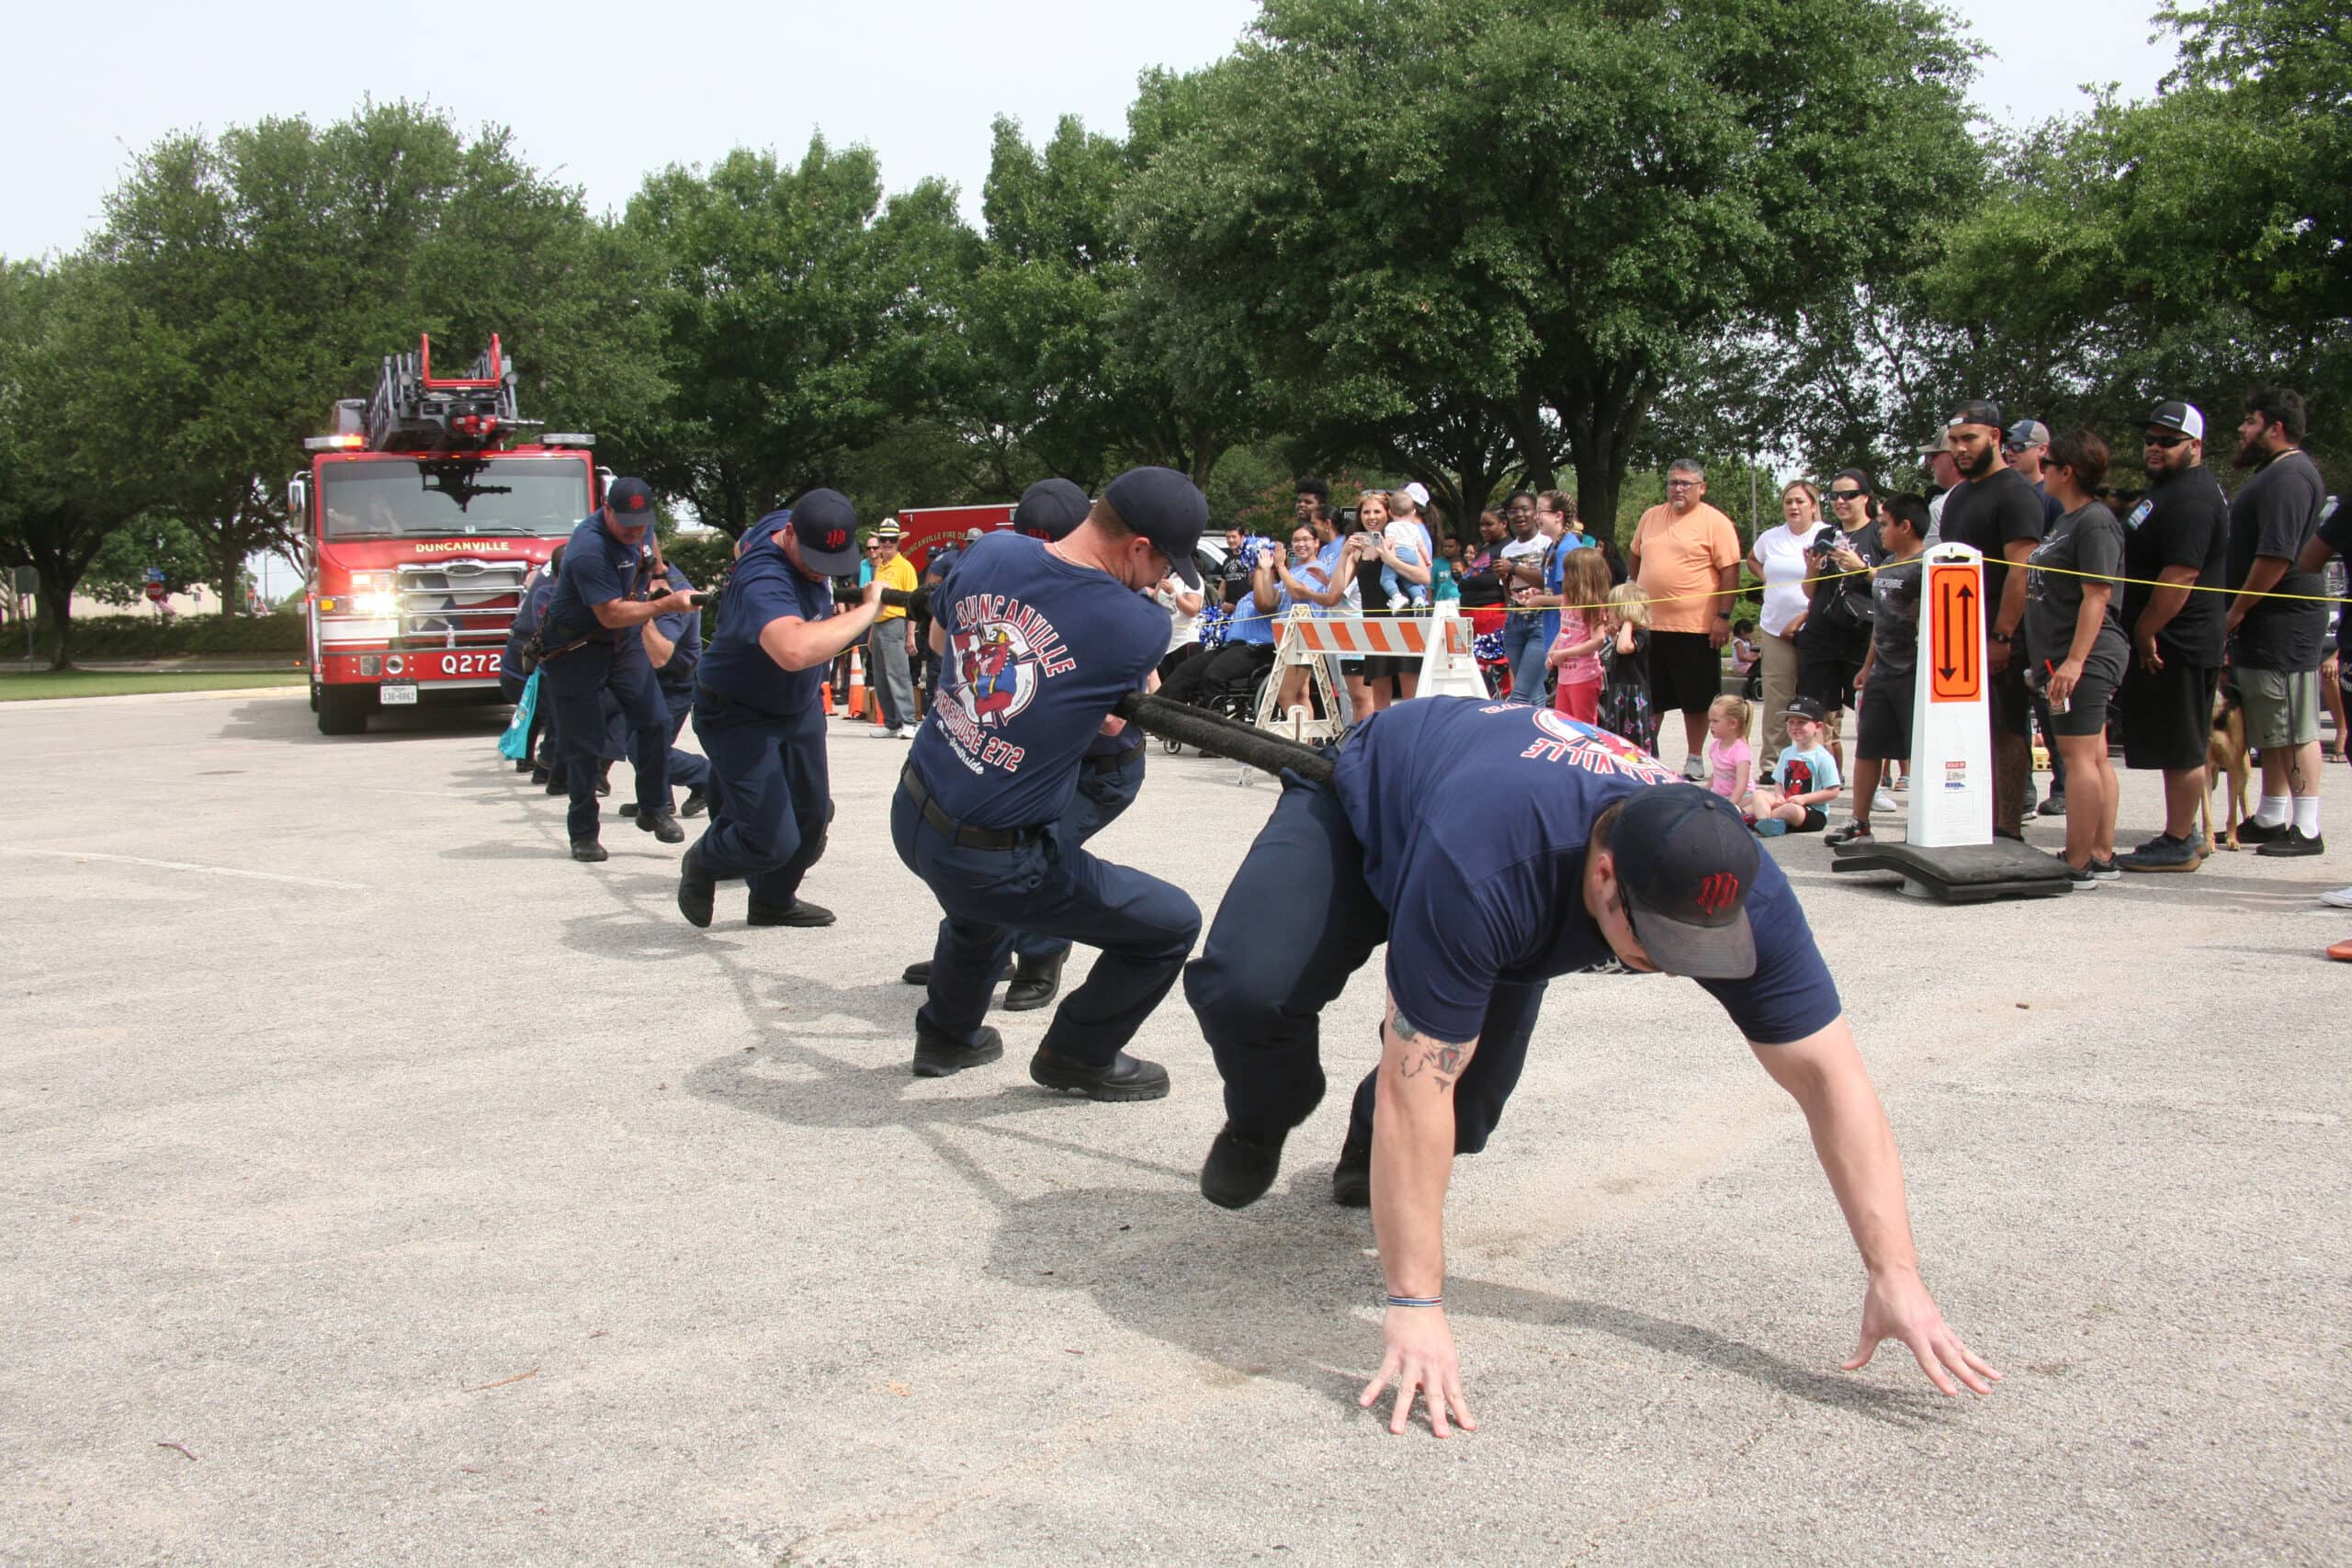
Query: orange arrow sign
xmin=1929 ymin=563 xmax=1982 ymax=702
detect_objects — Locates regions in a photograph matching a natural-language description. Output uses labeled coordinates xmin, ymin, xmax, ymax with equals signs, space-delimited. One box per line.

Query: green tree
xmin=0 ymin=260 xmax=157 ymax=668
xmin=626 ymin=139 xmax=978 ymax=536
xmin=1928 ymin=0 xmax=2352 ymax=468
xmin=81 ymin=517 xmax=215 ymax=608
xmin=88 ymin=101 xmax=662 ymax=610
xmin=1126 ymin=0 xmax=1980 ymax=526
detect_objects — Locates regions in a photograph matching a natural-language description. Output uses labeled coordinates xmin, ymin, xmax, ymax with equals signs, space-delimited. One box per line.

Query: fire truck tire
xmin=317 ymin=686 xmax=373 ymax=736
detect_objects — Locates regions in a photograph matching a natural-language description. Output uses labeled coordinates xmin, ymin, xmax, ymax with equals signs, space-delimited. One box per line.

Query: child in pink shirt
xmin=1702 ymin=694 xmax=1754 ymax=810
xmin=1545 ymin=548 xmax=1611 ymax=722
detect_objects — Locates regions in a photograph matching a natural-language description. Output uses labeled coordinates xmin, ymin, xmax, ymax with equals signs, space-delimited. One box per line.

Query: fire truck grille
xmin=394 ymin=559 xmax=529 ymax=648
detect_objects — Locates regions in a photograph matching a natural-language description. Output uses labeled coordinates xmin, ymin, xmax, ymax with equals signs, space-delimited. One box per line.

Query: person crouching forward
xmin=893 ymin=467 xmax=1207 ymax=1100
xmin=1184 ymin=699 xmax=1997 ymax=1436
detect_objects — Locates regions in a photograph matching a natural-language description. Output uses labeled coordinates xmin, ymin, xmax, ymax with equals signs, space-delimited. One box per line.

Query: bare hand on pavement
xmin=1360 ymin=1307 xmax=1478 ymax=1438
xmin=1843 ymin=1269 xmax=2000 ymax=1396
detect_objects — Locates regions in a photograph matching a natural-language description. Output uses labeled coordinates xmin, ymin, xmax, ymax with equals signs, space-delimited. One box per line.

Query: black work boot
xmin=1201 ymin=1122 xmax=1292 ymax=1210
xmin=570 ymin=839 xmax=607 ymax=863
xmin=636 ymin=808 xmax=685 ymax=844
xmin=913 ymin=1022 xmax=1004 ymax=1079
xmin=1029 ymin=1047 xmax=1170 ymax=1102
xmin=902 ymin=961 xmax=933 ymax=986
xmin=1329 ymin=1119 xmax=1373 ymax=1208
xmin=676 ymin=842 xmax=715 ymax=928
xmin=1002 ymin=951 xmax=1065 ymax=1012
xmin=680 ymin=787 xmax=708 ymax=818
xmin=747 ymin=899 xmax=835 ymax=927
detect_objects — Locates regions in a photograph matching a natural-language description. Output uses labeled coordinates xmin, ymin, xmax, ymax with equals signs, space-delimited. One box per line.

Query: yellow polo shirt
xmin=874 ymin=552 xmax=917 ymax=622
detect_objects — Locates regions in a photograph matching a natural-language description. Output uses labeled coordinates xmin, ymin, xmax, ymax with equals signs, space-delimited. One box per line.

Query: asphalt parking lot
xmin=4 ymin=687 xmax=2346 ymax=1566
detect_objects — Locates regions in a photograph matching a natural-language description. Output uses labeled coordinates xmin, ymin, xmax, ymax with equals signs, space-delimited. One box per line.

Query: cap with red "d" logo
xmin=1609 ymin=785 xmax=1758 ymax=980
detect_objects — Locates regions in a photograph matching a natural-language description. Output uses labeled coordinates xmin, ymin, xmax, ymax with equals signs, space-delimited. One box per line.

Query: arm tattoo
xmin=1392 ymin=1007 xmax=1467 ymax=1092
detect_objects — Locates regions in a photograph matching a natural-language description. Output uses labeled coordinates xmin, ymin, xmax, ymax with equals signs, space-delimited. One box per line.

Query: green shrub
xmin=58 ymin=611 xmax=307 ymax=660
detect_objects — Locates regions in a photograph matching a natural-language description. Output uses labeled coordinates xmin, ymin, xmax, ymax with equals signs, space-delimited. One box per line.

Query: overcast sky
xmin=5 ymin=0 xmax=2181 ymax=262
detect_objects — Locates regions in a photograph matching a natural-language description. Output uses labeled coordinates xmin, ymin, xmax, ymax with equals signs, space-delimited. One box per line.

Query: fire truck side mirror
xmin=287 ymin=472 xmax=310 ymax=526
xmin=595 ymin=466 xmax=616 ymax=504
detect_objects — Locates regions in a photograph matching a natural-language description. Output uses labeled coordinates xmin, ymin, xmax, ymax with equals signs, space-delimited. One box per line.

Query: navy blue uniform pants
xmin=659 ymin=681 xmax=712 ymax=805
xmin=1182 ymin=776 xmax=1542 ymax=1152
xmin=541 ymin=639 xmax=669 ymax=842
xmin=1010 ymin=745 xmax=1147 ymax=964
xmin=890 ymin=783 xmax=1199 ymax=1066
xmin=691 ymin=691 xmax=829 ymax=911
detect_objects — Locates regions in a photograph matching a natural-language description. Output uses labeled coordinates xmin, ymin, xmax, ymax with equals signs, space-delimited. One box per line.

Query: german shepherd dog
xmin=2204 ymin=681 xmax=2251 ymax=853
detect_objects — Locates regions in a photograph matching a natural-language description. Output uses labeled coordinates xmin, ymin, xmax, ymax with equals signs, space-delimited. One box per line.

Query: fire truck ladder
xmin=360 ymin=334 xmax=538 ymax=454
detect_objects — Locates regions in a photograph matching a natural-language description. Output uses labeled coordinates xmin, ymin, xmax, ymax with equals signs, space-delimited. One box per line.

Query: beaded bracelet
xmin=1385 ymin=1293 xmax=1443 ymax=1309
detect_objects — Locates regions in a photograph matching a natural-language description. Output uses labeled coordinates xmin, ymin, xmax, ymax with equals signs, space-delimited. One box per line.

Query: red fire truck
xmin=289 ymin=335 xmax=605 ymax=735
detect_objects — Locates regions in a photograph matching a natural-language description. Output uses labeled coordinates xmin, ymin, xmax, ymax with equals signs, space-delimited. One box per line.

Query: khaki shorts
xmin=2237 ymin=666 xmax=2322 ymax=750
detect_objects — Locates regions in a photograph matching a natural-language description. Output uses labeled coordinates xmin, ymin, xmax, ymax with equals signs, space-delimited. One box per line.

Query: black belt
xmin=899 ymin=764 xmax=1042 ymax=852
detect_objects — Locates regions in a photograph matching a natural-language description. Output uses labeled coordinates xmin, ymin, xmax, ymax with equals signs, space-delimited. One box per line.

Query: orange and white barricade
xmin=1256 ymin=603 xmax=1484 ymax=740
xmin=1253 ymin=608 xmax=1347 ymax=743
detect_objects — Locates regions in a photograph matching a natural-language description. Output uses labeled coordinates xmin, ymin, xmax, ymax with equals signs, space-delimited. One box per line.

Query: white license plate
xmin=379 ymin=683 xmax=419 ymax=706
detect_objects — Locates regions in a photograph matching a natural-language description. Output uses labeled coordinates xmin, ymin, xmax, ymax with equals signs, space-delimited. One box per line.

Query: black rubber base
xmin=1829 ymin=838 xmax=2075 ymax=903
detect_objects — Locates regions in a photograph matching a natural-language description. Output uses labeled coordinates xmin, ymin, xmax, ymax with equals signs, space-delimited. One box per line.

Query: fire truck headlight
xmin=345 ymin=571 xmax=398 ymax=617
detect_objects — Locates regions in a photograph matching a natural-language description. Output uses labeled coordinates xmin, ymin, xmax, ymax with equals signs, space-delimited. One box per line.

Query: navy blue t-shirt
xmin=696 ymin=511 xmax=834 ymax=716
xmin=545 ymin=513 xmax=646 ymax=644
xmin=650 ymin=563 xmax=701 ymax=693
xmin=911 ymin=532 xmax=1168 ymax=828
xmin=1334 ymin=699 xmax=1842 ymax=1045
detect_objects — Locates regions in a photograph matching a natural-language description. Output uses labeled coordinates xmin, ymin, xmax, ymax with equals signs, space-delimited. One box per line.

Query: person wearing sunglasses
xmin=2114 ymin=400 xmax=2233 ymax=873
xmin=1794 ymin=470 xmax=1883 ymax=776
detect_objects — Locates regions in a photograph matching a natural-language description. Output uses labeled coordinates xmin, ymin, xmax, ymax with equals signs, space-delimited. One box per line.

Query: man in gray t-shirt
xmin=2223 ymin=388 xmax=2330 ymax=857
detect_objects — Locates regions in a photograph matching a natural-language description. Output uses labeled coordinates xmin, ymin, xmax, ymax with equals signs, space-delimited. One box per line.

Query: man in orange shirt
xmin=1629 ymin=458 xmax=1742 ymax=774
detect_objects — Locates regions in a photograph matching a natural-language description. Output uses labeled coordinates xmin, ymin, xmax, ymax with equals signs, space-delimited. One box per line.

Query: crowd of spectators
xmin=846 ymin=400 xmax=2341 ymax=939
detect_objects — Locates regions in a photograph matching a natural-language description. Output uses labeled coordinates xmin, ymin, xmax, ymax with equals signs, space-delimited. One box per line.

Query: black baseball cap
xmin=1946 ymin=399 xmax=2005 ymax=432
xmin=1611 ymin=785 xmax=1759 ymax=980
xmin=1829 ymin=467 xmax=1875 ymax=495
xmin=1781 ymin=695 xmax=1830 ymax=724
xmin=1103 ymin=466 xmax=1206 ymax=588
xmin=1013 ymin=478 xmax=1091 ymax=542
xmin=2146 ymin=400 xmax=2205 ymax=440
xmin=606 ymin=477 xmax=656 ymax=520
xmin=786 ymin=489 xmax=861 ymax=576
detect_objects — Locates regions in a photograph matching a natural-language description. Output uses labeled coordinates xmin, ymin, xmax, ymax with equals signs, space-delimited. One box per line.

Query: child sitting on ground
xmin=1595 ymin=581 xmax=1657 ymax=756
xmin=1702 ymin=694 xmax=1755 ymax=812
xmin=1545 ymin=547 xmax=1613 ymax=722
xmin=1747 ymin=696 xmax=1843 ymax=836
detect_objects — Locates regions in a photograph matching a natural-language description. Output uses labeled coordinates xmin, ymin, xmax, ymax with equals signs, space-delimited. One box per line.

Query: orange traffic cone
xmin=820 ymin=679 xmax=834 ymax=716
xmin=845 ymin=648 xmax=866 ymax=719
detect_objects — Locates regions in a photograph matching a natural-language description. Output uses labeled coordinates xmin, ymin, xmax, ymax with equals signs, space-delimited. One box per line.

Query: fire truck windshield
xmin=320 ymin=457 xmax=591 ymax=539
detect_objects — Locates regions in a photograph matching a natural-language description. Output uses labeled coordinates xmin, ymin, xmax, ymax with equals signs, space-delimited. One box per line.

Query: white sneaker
xmin=893 ymin=726 xmax=916 ymax=739
xmin=867 ymin=726 xmax=901 ymax=739
xmin=2320 ymin=886 xmax=2352 ymax=909
xmin=1875 ymin=788 xmax=1899 ymax=815
xmin=1386 ymin=592 xmax=1408 ymax=611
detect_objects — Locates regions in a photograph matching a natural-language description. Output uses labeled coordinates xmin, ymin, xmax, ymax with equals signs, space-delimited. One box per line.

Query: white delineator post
xmin=1414 ymin=602 xmax=1487 ymax=699
xmin=1907 ymin=542 xmax=1993 ymax=849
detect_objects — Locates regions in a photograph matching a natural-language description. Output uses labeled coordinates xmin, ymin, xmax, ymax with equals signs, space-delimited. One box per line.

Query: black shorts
xmin=1797 ymin=648 xmax=1861 ymax=716
xmin=2047 ymin=669 xmax=2118 ymax=738
xmin=1648 ymin=630 xmax=1724 ymax=715
xmin=1988 ymin=660 xmax=2032 ymax=738
xmin=1790 ymin=805 xmax=1828 ymax=833
xmin=1341 ymin=654 xmax=1413 ymax=682
xmin=1856 ymin=671 xmax=1916 ymax=761
xmin=2117 ymin=658 xmax=2218 ymax=772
